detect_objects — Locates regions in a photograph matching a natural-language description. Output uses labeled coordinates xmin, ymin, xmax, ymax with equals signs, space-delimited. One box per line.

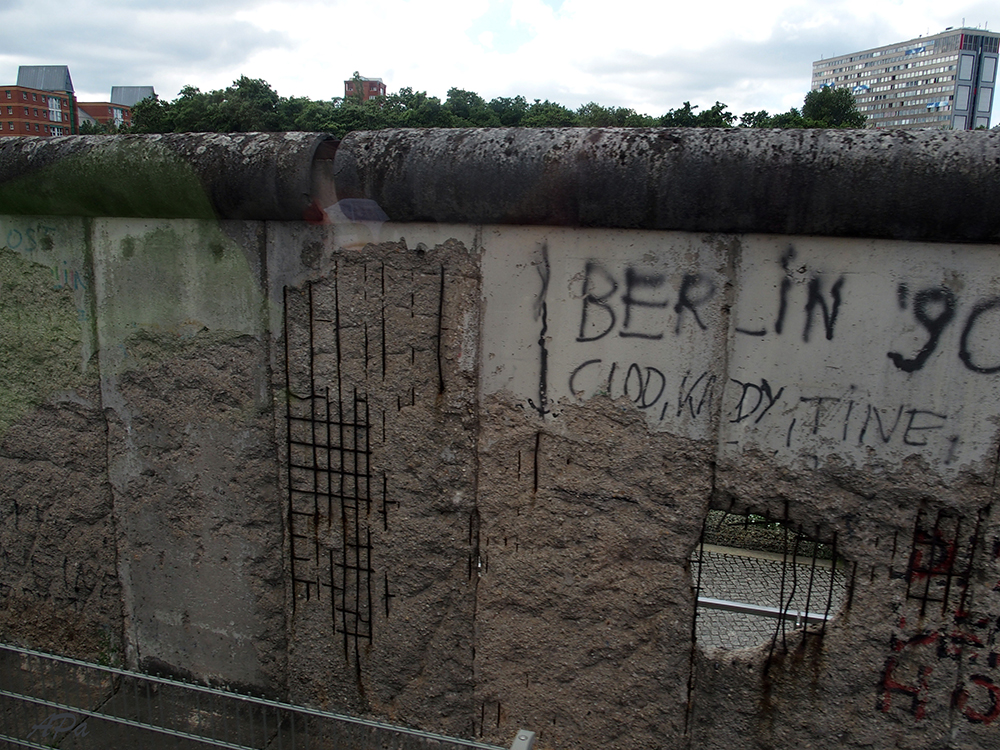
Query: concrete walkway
xmin=692 ymin=544 xmax=849 ymax=650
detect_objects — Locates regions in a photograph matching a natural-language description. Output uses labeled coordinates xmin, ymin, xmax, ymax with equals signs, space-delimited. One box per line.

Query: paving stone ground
xmin=691 ymin=545 xmax=849 ymax=651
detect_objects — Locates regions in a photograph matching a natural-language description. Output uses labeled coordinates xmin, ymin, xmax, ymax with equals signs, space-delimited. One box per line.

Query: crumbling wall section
xmin=266 ymin=223 xmax=483 ymax=734
xmin=0 ymin=216 xmax=116 ymax=660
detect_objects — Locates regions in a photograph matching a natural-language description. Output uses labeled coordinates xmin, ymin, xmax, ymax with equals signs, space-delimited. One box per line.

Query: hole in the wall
xmin=690 ymin=509 xmax=852 ymax=652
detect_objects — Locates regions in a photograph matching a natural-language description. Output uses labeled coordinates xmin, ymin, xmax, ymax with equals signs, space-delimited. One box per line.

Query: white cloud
xmin=0 ymin=0 xmax=996 ymax=121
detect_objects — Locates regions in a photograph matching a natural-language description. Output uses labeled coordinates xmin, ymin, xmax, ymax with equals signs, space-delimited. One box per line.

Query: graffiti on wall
xmin=481 ymin=231 xmax=1000 ymax=473
xmin=1 ymin=220 xmax=90 ymax=321
xmin=879 ymin=507 xmax=1000 ymax=726
xmin=281 ymin=251 xmax=474 ymax=680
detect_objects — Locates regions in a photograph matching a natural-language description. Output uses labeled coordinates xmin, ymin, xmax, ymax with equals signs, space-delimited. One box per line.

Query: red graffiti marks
xmin=879 ymin=508 xmax=1000 ymax=727
xmin=955 ymin=676 xmax=1000 ymax=724
xmin=902 ymin=510 xmax=983 ymax=618
xmin=881 ymin=632 xmax=938 ymax=719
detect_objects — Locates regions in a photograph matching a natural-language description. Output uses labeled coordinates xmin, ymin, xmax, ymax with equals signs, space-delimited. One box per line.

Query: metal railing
xmin=691 ymin=532 xmax=852 ymax=650
xmin=696 ymin=596 xmax=833 ymax=627
xmin=0 ymin=643 xmax=522 ymax=750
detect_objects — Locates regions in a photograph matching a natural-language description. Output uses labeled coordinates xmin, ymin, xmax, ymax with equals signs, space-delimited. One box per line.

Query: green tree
xmin=170 ymin=85 xmax=214 ymax=131
xmin=444 ymin=88 xmax=499 ymax=126
xmin=659 ymin=101 xmax=699 ymax=127
xmin=521 ymin=99 xmax=578 ymax=127
xmin=739 ymin=110 xmax=773 ymax=128
xmin=280 ymin=96 xmax=338 ymax=131
xmin=659 ymin=101 xmax=735 ymax=127
xmin=694 ymin=101 xmax=736 ymax=127
xmin=127 ymin=74 xmax=858 ymax=139
xmin=768 ymin=108 xmax=809 ymax=128
xmin=577 ymin=102 xmax=655 ymax=127
xmin=802 ymin=87 xmax=866 ymax=128
xmin=79 ymin=119 xmax=121 ymax=135
xmin=213 ymin=76 xmax=283 ymax=131
xmin=487 ymin=95 xmax=528 ymax=126
xmin=130 ymin=93 xmax=175 ymax=133
xmin=576 ymin=102 xmax=616 ymax=127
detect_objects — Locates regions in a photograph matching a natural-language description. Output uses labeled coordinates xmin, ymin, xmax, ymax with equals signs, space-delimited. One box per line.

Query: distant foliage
xmin=802 ymin=87 xmax=867 ymax=128
xmin=129 ymin=78 xmax=867 ymax=136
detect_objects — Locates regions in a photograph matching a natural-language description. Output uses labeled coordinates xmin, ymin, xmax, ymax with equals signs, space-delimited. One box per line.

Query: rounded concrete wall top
xmin=0 ymin=132 xmax=337 ymax=221
xmin=2 ymin=129 xmax=999 ymax=242
xmin=333 ymin=127 xmax=1000 ymax=243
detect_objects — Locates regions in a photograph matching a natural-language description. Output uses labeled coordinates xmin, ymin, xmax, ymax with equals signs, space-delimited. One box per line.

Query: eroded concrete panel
xmin=268 ymin=223 xmax=482 ymax=734
xmin=4 ymin=207 xmax=1000 ymax=749
xmin=91 ymin=218 xmax=283 ymax=689
xmin=0 ymin=216 xmax=117 ymax=660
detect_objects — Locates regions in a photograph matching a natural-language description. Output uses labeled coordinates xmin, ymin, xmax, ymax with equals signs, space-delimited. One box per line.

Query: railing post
xmin=510 ymin=729 xmax=536 ymax=750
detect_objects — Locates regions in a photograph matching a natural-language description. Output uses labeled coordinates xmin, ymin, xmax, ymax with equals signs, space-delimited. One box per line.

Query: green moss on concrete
xmin=0 ymin=246 xmax=92 ymax=435
xmin=0 ymin=140 xmax=215 ymax=219
xmin=95 ymin=220 xmax=265 ymax=376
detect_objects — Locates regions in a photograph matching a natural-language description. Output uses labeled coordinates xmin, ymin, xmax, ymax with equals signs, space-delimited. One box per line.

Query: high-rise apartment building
xmin=812 ymin=27 xmax=998 ymax=130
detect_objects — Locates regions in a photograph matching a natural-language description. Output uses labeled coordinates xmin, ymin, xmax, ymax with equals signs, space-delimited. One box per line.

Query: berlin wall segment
xmin=0 ymin=215 xmax=117 ymax=660
xmin=269 ymin=222 xmax=484 ymax=735
xmin=0 ymin=133 xmax=331 ymax=695
xmin=4 ymin=130 xmax=1000 ymax=750
xmin=469 ymin=222 xmax=1000 ymax=749
xmin=7 ymin=207 xmax=1000 ymax=748
xmin=278 ymin=216 xmax=1000 ymax=748
xmin=0 ymin=213 xmax=285 ymax=694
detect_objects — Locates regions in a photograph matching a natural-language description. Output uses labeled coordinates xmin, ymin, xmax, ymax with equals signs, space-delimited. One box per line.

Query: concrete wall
xmin=2 ymin=129 xmax=1000 ymax=749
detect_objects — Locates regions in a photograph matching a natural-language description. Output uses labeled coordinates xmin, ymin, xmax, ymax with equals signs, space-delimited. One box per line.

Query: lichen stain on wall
xmin=0 ymin=245 xmax=93 ymax=436
xmin=93 ymin=219 xmax=265 ymax=376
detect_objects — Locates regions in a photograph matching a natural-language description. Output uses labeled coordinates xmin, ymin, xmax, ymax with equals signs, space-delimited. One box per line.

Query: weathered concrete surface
xmin=3 ymin=130 xmax=1000 ymax=750
xmin=0 ymin=132 xmax=336 ymax=221
xmin=722 ymin=235 xmax=1000 ymax=478
xmin=268 ymin=226 xmax=482 ymax=735
xmin=474 ymin=396 xmax=711 ymax=749
xmin=0 ymin=213 xmax=286 ymax=692
xmin=90 ymin=218 xmax=283 ymax=690
xmin=0 ymin=216 xmax=116 ymax=660
xmin=334 ymin=128 xmax=1000 ymax=242
xmin=478 ymin=225 xmax=730 ymax=441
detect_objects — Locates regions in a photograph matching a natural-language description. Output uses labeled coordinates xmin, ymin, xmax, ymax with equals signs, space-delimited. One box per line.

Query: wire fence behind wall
xmin=0 ymin=643 xmax=505 ymax=750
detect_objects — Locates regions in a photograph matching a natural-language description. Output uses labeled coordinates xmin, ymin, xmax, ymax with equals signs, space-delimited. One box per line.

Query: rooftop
xmin=16 ymin=65 xmax=74 ymax=93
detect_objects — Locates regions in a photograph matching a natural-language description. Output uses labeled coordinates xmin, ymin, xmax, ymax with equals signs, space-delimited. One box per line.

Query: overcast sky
xmin=0 ymin=0 xmax=996 ymax=123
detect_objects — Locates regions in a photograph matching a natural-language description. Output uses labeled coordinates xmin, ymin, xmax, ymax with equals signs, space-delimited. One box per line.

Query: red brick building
xmin=344 ymin=76 xmax=386 ymax=102
xmin=1 ymin=66 xmax=76 ymax=137
xmin=1 ymin=87 xmax=74 ymax=136
xmin=77 ymin=101 xmax=132 ymax=129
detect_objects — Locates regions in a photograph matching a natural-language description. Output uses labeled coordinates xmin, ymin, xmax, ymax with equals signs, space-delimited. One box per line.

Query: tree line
xmin=108 ymin=72 xmax=866 ymax=138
